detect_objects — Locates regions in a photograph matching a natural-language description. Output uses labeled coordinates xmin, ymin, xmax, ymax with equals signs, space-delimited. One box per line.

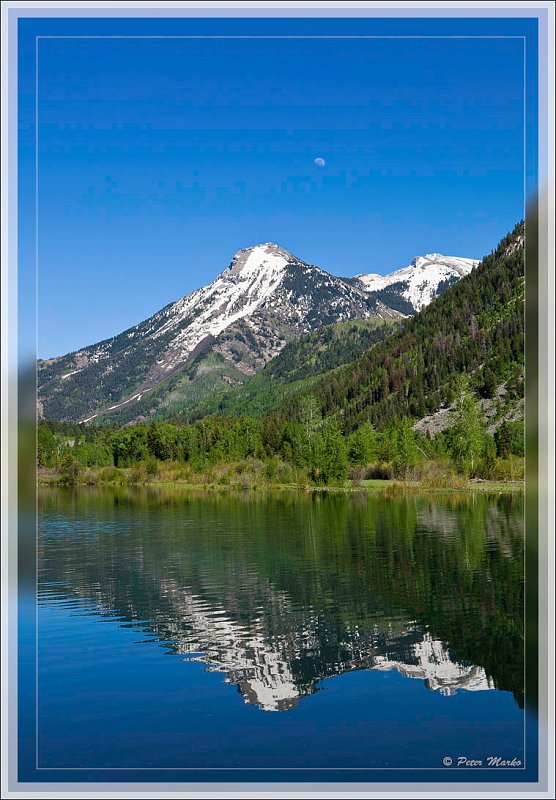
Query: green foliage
xmin=58 ymin=450 xmax=81 ymax=485
xmin=73 ymin=441 xmax=113 ymax=468
xmin=491 ymin=456 xmax=524 ymax=482
xmin=37 ymin=426 xmax=56 ymax=467
xmin=391 ymin=416 xmax=420 ymax=477
xmin=478 ymin=435 xmax=498 ymax=479
xmin=480 ymin=367 xmax=499 ymax=399
xmin=495 ymin=420 xmax=524 ymax=458
xmin=277 ymin=222 xmax=524 ymax=432
xmin=263 ymin=319 xmax=396 ymax=384
xmin=38 ymin=402 xmax=523 ymax=487
xmin=147 ymin=422 xmax=176 ymax=461
xmin=298 ymin=394 xmax=321 ymax=437
xmin=309 ymin=419 xmax=349 ymax=484
xmin=112 ymin=427 xmax=149 ymax=467
xmin=447 ymin=391 xmax=486 ymax=476
xmin=97 ymin=465 xmax=128 ymax=485
xmin=37 ymin=223 xmax=525 ymax=487
xmin=179 ymin=319 xmax=397 ymax=422
xmin=348 ymin=421 xmax=377 ymax=465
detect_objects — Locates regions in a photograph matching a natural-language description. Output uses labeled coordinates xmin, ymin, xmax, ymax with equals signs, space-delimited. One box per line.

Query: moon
xmin=314 ymin=157 xmax=326 ymax=167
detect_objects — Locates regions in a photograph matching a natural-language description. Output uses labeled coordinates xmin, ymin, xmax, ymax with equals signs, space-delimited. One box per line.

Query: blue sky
xmin=18 ymin=18 xmax=534 ymax=359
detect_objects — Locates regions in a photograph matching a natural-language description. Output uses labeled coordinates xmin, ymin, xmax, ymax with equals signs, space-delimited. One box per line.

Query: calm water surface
xmin=36 ymin=487 xmax=527 ymax=774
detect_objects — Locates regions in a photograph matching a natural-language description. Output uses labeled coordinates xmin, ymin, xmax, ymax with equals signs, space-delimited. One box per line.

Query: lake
xmin=34 ymin=487 xmax=530 ymax=780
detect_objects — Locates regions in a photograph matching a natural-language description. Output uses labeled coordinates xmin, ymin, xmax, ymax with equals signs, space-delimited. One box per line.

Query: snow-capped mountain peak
xmin=413 ymin=253 xmax=479 ymax=274
xmin=41 ymin=241 xmax=395 ymax=423
xmin=227 ymin=242 xmax=298 ymax=278
xmin=355 ymin=252 xmax=479 ymax=312
xmin=38 ymin=238 xmax=480 ymax=424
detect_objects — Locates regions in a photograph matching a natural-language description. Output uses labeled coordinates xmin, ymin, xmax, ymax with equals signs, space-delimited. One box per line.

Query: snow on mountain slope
xmin=145 ymin=244 xmax=294 ymax=373
xmin=148 ymin=242 xmax=394 ymax=374
xmin=355 ymin=253 xmax=479 ymax=312
xmin=38 ymin=243 xmax=480 ymax=424
xmin=38 ymin=243 xmax=396 ymax=423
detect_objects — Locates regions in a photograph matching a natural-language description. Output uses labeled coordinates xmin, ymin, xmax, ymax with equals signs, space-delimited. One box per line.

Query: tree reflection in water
xmin=39 ymin=487 xmax=524 ymax=711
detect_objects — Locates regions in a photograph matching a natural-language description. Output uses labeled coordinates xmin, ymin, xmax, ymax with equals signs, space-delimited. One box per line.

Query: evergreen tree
xmin=58 ymin=450 xmax=81 ymax=485
xmin=495 ymin=419 xmax=523 ymax=458
xmin=479 ymin=435 xmax=497 ymax=479
xmin=481 ymin=367 xmax=498 ymax=399
xmin=495 ymin=420 xmax=513 ymax=458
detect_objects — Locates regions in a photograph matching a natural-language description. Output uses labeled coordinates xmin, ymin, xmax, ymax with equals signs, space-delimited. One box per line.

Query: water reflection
xmin=38 ymin=487 xmax=524 ymax=712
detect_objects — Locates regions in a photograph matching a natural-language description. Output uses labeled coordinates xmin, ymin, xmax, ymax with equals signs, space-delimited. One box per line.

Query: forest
xmin=276 ymin=222 xmax=525 ymax=431
xmin=38 ymin=382 xmax=524 ymax=488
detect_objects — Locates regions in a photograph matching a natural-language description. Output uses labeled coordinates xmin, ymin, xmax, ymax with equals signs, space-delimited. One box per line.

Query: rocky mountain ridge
xmin=38 ymin=242 xmax=477 ymax=423
xmin=354 ymin=252 xmax=479 ymax=313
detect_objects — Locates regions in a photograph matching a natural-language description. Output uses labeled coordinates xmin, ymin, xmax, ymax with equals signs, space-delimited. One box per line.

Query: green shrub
xmin=492 ymin=456 xmax=524 ymax=481
xmin=144 ymin=456 xmax=160 ymax=477
xmin=367 ymin=461 xmax=394 ymax=480
xmin=98 ymin=465 xmax=127 ymax=485
xmin=58 ymin=451 xmax=81 ymax=486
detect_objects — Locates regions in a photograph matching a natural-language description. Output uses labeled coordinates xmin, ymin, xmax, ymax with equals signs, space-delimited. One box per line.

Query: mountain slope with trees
xmin=38 ymin=242 xmax=479 ymax=425
xmin=276 ymin=221 xmax=524 ymax=433
xmin=179 ymin=318 xmax=398 ymax=422
xmin=38 ymin=223 xmax=525 ymax=489
xmin=38 ymin=243 xmax=399 ymax=424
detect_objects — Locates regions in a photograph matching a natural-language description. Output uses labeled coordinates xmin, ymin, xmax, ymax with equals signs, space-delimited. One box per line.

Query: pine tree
xmin=481 ymin=367 xmax=498 ymax=399
xmin=58 ymin=450 xmax=81 ymax=485
xmin=495 ymin=420 xmax=514 ymax=458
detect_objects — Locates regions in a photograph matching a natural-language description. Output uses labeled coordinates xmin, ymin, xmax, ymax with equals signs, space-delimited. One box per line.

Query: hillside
xmin=38 ymin=243 xmax=399 ymax=424
xmin=180 ymin=318 xmax=397 ymax=422
xmin=38 ymin=241 xmax=479 ymax=425
xmin=277 ymin=222 xmax=524 ymax=432
xmin=38 ymin=223 xmax=525 ymax=490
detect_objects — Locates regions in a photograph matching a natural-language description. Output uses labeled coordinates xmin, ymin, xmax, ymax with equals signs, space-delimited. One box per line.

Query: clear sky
xmin=20 ymin=19 xmax=532 ymax=358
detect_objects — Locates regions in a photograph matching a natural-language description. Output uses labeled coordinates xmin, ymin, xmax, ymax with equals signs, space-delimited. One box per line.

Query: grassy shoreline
xmin=38 ymin=471 xmax=524 ymax=494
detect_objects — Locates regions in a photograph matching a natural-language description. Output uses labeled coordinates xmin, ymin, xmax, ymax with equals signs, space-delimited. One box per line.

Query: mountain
xmin=38 ymin=243 xmax=398 ymax=423
xmin=38 ymin=242 xmax=479 ymax=424
xmin=181 ymin=318 xmax=398 ymax=422
xmin=354 ymin=252 xmax=479 ymax=314
xmin=278 ymin=222 xmax=524 ymax=433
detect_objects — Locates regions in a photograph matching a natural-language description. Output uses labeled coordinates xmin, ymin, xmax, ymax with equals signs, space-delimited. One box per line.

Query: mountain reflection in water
xmin=39 ymin=487 xmax=524 ymax=712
